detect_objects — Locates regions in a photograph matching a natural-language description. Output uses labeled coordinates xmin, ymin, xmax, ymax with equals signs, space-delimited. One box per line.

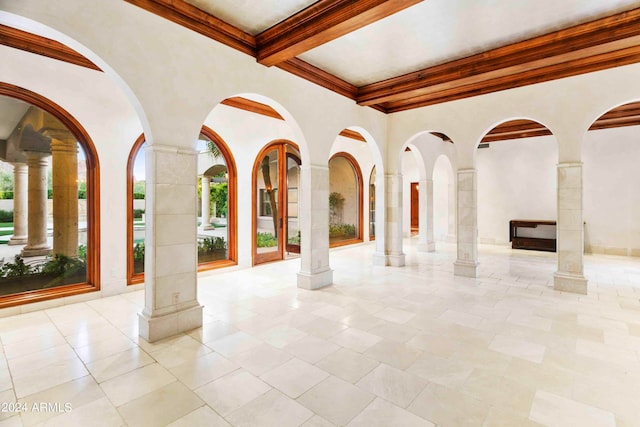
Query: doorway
xmin=253 ymin=141 xmax=301 ymax=265
xmin=411 ymin=182 xmax=419 ymax=233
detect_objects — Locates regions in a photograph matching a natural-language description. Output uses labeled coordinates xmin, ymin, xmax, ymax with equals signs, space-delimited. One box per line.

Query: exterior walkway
xmin=0 ymin=241 xmax=637 ymax=426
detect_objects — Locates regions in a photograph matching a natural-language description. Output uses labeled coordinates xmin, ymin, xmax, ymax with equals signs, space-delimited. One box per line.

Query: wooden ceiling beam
xmin=256 ymin=0 xmax=422 ymax=66
xmin=0 ymin=25 xmax=100 ymax=71
xmin=357 ymin=7 xmax=640 ymax=107
xmin=124 ymin=0 xmax=256 ymax=55
xmin=382 ymin=44 xmax=640 ymax=112
xmin=220 ymin=97 xmax=284 ymax=120
xmin=339 ymin=129 xmax=367 ymax=142
xmin=276 ymin=57 xmax=358 ymax=98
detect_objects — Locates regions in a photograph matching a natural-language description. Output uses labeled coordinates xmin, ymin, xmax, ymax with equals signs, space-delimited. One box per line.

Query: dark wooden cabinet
xmin=509 ymin=220 xmax=556 ymax=252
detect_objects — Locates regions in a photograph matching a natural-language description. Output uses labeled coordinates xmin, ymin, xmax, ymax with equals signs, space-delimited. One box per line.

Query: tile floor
xmin=0 ymin=240 xmax=638 ymax=426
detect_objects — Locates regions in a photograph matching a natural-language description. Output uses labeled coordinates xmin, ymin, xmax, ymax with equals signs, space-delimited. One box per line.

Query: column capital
xmin=556 ymin=162 xmax=583 ymax=168
xmin=144 ymin=143 xmax=197 ymax=156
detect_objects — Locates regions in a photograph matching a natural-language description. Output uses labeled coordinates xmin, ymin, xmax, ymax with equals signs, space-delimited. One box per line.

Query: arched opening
xmin=329 ymin=152 xmax=363 ymax=247
xmin=126 ymin=126 xmax=237 ymax=283
xmin=369 ymin=166 xmax=376 ymax=241
xmin=477 ymin=119 xmax=558 ymax=256
xmin=583 ymin=101 xmax=640 ymax=260
xmin=252 ymin=140 xmax=301 ymax=265
xmin=0 ymin=82 xmax=99 ymax=306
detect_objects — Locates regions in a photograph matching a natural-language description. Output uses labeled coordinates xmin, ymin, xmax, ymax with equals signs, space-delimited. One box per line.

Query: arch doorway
xmin=253 ymin=141 xmax=301 ymax=265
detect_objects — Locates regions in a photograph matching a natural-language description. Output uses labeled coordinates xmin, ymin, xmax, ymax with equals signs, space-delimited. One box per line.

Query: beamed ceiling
xmin=2 ymin=1 xmax=640 ymax=142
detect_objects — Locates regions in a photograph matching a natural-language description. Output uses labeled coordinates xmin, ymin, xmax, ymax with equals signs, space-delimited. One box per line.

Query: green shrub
xmin=0 ymin=191 xmax=13 ymax=199
xmin=133 ymin=209 xmax=145 ymax=219
xmin=1 ymin=255 xmax=33 ymax=277
xmin=198 ymin=237 xmax=226 ymax=254
xmin=133 ymin=243 xmax=145 ymax=262
xmin=0 ymin=210 xmax=13 ymax=223
xmin=257 ymin=232 xmax=278 ymax=248
xmin=133 ymin=192 xmax=145 ymax=200
xmin=329 ymin=223 xmax=356 ymax=237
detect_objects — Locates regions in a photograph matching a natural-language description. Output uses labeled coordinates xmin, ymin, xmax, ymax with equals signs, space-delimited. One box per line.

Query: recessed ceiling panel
xmin=184 ymin=0 xmax=317 ymax=35
xmin=298 ymin=0 xmax=640 ymax=86
xmin=0 ymin=96 xmax=29 ymax=139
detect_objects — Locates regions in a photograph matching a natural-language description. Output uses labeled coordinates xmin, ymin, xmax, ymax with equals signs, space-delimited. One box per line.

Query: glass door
xmin=286 ymin=152 xmax=301 ymax=254
xmin=255 ymin=147 xmax=282 ymax=264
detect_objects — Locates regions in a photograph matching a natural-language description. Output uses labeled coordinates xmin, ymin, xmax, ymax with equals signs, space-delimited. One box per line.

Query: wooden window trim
xmin=0 ymin=82 xmax=100 ymax=308
xmin=126 ymin=126 xmax=238 ymax=284
xmin=369 ymin=165 xmax=376 ymax=241
xmin=329 ymin=151 xmax=364 ymax=248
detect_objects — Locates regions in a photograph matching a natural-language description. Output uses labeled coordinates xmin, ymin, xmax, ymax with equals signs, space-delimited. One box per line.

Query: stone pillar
xmin=417 ymin=179 xmax=436 ymax=252
xmin=138 ymin=144 xmax=202 ymax=342
xmin=446 ymin=182 xmax=457 ymax=243
xmin=373 ymin=173 xmax=405 ymax=266
xmin=21 ymin=152 xmax=51 ymax=257
xmin=8 ymin=162 xmax=27 ymax=245
xmin=554 ymin=162 xmax=587 ymax=294
xmin=51 ymin=138 xmax=78 ymax=257
xmin=453 ymin=168 xmax=478 ymax=277
xmin=297 ymin=164 xmax=333 ymax=289
xmin=200 ymin=175 xmax=211 ymax=230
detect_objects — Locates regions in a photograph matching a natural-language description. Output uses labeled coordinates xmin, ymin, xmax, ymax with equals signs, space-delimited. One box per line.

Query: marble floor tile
xmin=85 ymin=347 xmax=154 ymax=384
xmin=298 ymin=376 xmax=375 ymax=426
xmin=356 ymin=364 xmax=427 ymax=408
xmin=12 ymin=358 xmax=88 ymax=399
xmin=364 ymin=339 xmax=422 ymax=370
xmin=230 ymin=343 xmax=290 ymax=376
xmin=194 ymin=370 xmax=270 ymax=416
xmin=260 ymin=358 xmax=329 ymax=398
xmin=368 ymin=320 xmax=419 ymax=343
xmin=301 ymin=415 xmax=335 ymax=427
xmin=169 ymin=351 xmax=239 ymax=389
xmin=99 ymin=363 xmax=175 ymax=407
xmin=117 ymin=381 xmax=203 ymax=427
xmin=207 ymin=331 xmax=263 ymax=357
xmin=407 ymin=353 xmax=473 ymax=389
xmin=282 ymin=335 xmax=340 ymax=364
xmin=258 ymin=325 xmax=307 ymax=349
xmin=374 ymin=307 xmax=416 ymax=324
xmin=330 ymin=328 xmax=382 ymax=353
xmin=167 ymin=406 xmax=230 ymax=427
xmin=187 ymin=320 xmax=238 ymax=344
xmin=347 ymin=397 xmax=434 ymax=427
xmin=297 ymin=317 xmax=348 ymax=340
xmin=315 ymin=348 xmax=379 ymax=383
xmin=528 ymin=390 xmax=616 ymax=427
xmin=488 ymin=334 xmax=546 ymax=364
xmin=74 ymin=334 xmax=136 ymax=364
xmin=36 ymin=396 xmax=122 ymax=427
xmin=226 ymin=389 xmax=313 ymax=427
xmin=407 ymin=382 xmax=489 ymax=426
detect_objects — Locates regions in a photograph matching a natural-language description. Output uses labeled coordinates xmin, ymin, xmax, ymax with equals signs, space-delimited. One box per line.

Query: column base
xmin=372 ymin=252 xmax=387 ymax=266
xmin=8 ymin=237 xmax=27 ymax=246
xmin=417 ymin=241 xmax=436 ymax=252
xmin=553 ymin=272 xmax=588 ymax=295
xmin=21 ymin=247 xmax=51 ymax=257
xmin=297 ymin=269 xmax=333 ymax=290
xmin=454 ymin=260 xmax=478 ymax=278
xmin=138 ymin=303 xmax=203 ymax=342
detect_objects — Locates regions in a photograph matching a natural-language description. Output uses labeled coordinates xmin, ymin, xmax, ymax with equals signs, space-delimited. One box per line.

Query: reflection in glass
xmin=286 ymin=153 xmax=300 ymax=254
xmin=0 ymin=98 xmax=89 ymax=295
xmin=255 ymin=148 xmax=280 ymax=257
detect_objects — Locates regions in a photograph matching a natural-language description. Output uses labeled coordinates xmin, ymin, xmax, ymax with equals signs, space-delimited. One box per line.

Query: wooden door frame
xmin=410 ymin=182 xmax=419 ymax=232
xmin=329 ymin=152 xmax=364 ymax=248
xmin=252 ymin=140 xmax=300 ymax=265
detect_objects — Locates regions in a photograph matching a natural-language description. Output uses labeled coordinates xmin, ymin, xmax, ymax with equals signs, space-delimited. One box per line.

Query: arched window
xmin=126 ymin=126 xmax=236 ymax=284
xmin=0 ymin=83 xmax=100 ymax=306
xmin=329 ymin=152 xmax=363 ymax=247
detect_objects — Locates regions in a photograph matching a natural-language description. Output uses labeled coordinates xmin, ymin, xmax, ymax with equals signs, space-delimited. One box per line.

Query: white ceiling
xmin=296 ymin=0 xmax=640 ymax=85
xmin=0 ymin=95 xmax=29 ymax=139
xmin=184 ymin=0 xmax=316 ymax=35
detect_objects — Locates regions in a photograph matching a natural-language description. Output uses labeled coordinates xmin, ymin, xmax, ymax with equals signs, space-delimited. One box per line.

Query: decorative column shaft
xmin=8 ymin=162 xmax=27 ymax=245
xmin=138 ymin=144 xmax=202 ymax=342
xmin=554 ymin=163 xmax=587 ymax=294
xmin=373 ymin=173 xmax=405 ymax=266
xmin=417 ymin=179 xmax=436 ymax=252
xmin=200 ymin=176 xmax=211 ymax=230
xmin=453 ymin=168 xmax=478 ymax=277
xmin=297 ymin=164 xmax=333 ymax=289
xmin=51 ymin=138 xmax=78 ymax=257
xmin=446 ymin=182 xmax=457 ymax=243
xmin=21 ymin=152 xmax=51 ymax=257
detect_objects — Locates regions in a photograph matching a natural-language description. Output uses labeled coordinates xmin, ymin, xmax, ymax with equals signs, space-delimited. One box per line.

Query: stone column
xmin=21 ymin=152 xmax=51 ymax=257
xmin=554 ymin=162 xmax=587 ymax=294
xmin=8 ymin=162 xmax=27 ymax=245
xmin=138 ymin=144 xmax=202 ymax=342
xmin=446 ymin=182 xmax=457 ymax=243
xmin=297 ymin=164 xmax=333 ymax=289
xmin=373 ymin=173 xmax=405 ymax=266
xmin=51 ymin=138 xmax=78 ymax=257
xmin=200 ymin=175 xmax=211 ymax=230
xmin=454 ymin=168 xmax=478 ymax=277
xmin=417 ymin=179 xmax=436 ymax=252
